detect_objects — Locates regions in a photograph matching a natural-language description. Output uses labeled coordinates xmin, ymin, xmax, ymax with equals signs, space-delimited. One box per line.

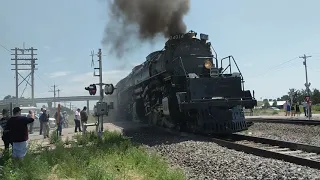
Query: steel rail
xmin=213 ymin=134 xmax=320 ymax=170
xmin=246 ymin=118 xmax=320 ymax=125
xmin=143 ymin=124 xmax=320 ymax=169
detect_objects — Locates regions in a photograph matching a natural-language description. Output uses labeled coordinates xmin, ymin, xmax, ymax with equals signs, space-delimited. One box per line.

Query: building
xmin=268 ymin=100 xmax=286 ymax=109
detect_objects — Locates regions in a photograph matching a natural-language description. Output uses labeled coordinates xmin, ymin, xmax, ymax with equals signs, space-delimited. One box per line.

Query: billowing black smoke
xmin=102 ymin=0 xmax=190 ymax=58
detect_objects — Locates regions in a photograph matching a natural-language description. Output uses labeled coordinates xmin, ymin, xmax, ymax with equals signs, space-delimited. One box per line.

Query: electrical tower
xmin=299 ymin=54 xmax=312 ymax=119
xmin=49 ymin=84 xmax=58 ymax=108
xmin=11 ymin=47 xmax=38 ymax=106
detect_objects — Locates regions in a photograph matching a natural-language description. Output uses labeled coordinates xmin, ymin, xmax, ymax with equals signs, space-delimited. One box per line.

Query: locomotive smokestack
xmin=102 ymin=0 xmax=190 ymax=58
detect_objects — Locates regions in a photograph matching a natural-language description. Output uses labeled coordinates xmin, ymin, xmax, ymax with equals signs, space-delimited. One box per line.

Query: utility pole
xmin=299 ymin=54 xmax=312 ymax=120
xmin=88 ymin=48 xmax=113 ymax=136
xmin=11 ymin=46 xmax=38 ymax=106
xmin=49 ymin=84 xmax=58 ymax=108
xmin=94 ymin=49 xmax=104 ymax=134
xmin=57 ymin=89 xmax=61 ymax=98
xmin=57 ymin=89 xmax=61 ymax=105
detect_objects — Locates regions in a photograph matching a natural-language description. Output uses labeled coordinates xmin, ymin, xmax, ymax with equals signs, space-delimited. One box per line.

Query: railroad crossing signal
xmin=104 ymin=84 xmax=115 ymax=95
xmin=85 ymin=84 xmax=97 ymax=95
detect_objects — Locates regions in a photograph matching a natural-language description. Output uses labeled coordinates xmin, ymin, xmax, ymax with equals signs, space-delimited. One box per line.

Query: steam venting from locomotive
xmin=102 ymin=0 xmax=190 ymax=58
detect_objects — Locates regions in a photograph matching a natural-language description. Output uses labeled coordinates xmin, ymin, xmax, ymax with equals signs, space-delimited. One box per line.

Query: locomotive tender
xmin=107 ymin=30 xmax=257 ymax=134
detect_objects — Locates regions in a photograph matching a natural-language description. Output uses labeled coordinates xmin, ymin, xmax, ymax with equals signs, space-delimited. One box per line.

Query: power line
xmin=0 ymin=44 xmax=12 ymax=53
xmin=35 ymin=72 xmax=53 ymax=91
xmin=248 ymin=57 xmax=299 ymax=79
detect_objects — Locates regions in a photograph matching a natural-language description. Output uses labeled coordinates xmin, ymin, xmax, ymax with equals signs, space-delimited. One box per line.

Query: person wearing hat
xmin=39 ymin=108 xmax=49 ymax=138
xmin=0 ymin=108 xmax=11 ymax=150
xmin=7 ymin=107 xmax=34 ymax=160
xmin=80 ymin=106 xmax=88 ymax=133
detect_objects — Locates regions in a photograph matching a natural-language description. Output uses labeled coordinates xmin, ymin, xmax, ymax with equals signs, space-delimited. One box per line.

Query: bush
xmin=49 ymin=130 xmax=61 ymax=144
xmin=312 ymin=105 xmax=320 ymax=112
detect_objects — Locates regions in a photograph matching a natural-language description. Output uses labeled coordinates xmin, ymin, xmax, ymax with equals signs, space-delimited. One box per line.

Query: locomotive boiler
xmin=106 ymin=30 xmax=257 ymax=134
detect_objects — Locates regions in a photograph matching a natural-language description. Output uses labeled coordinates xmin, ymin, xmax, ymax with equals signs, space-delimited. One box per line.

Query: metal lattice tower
xmin=11 ymin=47 xmax=38 ymax=106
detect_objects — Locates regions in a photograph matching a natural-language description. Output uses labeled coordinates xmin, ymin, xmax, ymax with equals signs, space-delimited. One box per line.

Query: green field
xmin=246 ymin=105 xmax=320 ymax=116
xmin=0 ymin=131 xmax=184 ymax=180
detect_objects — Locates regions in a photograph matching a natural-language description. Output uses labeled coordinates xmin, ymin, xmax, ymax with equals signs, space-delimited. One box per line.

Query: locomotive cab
xmin=166 ymin=31 xmax=216 ymax=78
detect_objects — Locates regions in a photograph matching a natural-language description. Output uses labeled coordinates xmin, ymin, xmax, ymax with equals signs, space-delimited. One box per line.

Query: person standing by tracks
xmin=302 ymin=101 xmax=307 ymax=117
xmin=74 ymin=108 xmax=82 ymax=133
xmin=0 ymin=109 xmax=12 ymax=151
xmin=291 ymin=103 xmax=296 ymax=117
xmin=80 ymin=106 xmax=88 ymax=133
xmin=295 ymin=102 xmax=301 ymax=117
xmin=39 ymin=108 xmax=49 ymax=138
xmin=27 ymin=110 xmax=34 ymax=134
xmin=285 ymin=101 xmax=291 ymax=116
xmin=39 ymin=108 xmax=44 ymax=135
xmin=7 ymin=107 xmax=34 ymax=161
xmin=54 ymin=111 xmax=63 ymax=136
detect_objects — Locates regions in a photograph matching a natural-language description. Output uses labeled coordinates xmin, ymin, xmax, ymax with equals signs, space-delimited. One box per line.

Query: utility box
xmin=95 ymin=102 xmax=109 ymax=116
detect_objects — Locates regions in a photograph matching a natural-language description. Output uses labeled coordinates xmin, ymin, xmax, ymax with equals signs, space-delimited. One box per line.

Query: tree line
xmin=263 ymin=88 xmax=320 ymax=107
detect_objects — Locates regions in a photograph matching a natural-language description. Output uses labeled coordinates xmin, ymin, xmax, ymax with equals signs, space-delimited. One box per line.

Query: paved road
xmin=0 ymin=121 xmax=146 ymax=148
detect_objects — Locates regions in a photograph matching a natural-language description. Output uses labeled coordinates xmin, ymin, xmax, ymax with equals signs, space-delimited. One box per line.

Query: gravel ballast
xmin=241 ymin=122 xmax=320 ymax=146
xmin=124 ymin=127 xmax=320 ymax=180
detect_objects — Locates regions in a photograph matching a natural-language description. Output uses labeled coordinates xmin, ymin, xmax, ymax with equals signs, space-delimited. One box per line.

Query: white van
xmin=19 ymin=106 xmax=40 ymax=129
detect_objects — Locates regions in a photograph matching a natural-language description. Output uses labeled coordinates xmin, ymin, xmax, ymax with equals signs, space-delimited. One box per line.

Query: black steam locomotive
xmin=107 ymin=30 xmax=257 ymax=134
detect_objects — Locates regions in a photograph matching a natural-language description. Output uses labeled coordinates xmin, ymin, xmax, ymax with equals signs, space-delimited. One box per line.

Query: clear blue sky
xmin=1 ymin=0 xmax=320 ymax=109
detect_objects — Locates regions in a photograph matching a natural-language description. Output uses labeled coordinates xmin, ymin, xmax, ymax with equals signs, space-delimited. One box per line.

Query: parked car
xmin=49 ymin=117 xmax=56 ymax=128
xmin=22 ymin=112 xmax=56 ymax=129
xmin=270 ymin=107 xmax=280 ymax=111
xmin=21 ymin=113 xmax=40 ymax=131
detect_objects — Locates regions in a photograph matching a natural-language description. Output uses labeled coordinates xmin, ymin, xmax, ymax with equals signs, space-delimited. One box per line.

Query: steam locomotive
xmin=106 ymin=30 xmax=257 ymax=134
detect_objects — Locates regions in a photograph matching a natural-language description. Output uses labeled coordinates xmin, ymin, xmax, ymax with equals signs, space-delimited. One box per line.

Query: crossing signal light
xmin=85 ymin=84 xmax=97 ymax=95
xmin=104 ymin=84 xmax=115 ymax=95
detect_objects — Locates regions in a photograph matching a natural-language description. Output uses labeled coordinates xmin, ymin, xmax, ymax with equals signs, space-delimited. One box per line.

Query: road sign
xmin=305 ymin=96 xmax=310 ymax=102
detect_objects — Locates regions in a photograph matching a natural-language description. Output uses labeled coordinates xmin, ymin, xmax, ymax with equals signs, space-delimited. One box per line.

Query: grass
xmin=0 ymin=131 xmax=184 ymax=180
xmin=245 ymin=105 xmax=320 ymax=116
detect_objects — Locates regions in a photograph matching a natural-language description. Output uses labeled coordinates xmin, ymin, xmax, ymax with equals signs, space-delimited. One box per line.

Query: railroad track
xmin=246 ymin=118 xmax=320 ymax=125
xmin=213 ymin=134 xmax=320 ymax=170
xmin=139 ymin=124 xmax=320 ymax=169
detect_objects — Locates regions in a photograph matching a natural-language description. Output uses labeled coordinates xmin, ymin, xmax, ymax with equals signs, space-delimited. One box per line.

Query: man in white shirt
xmin=74 ymin=108 xmax=82 ymax=132
xmin=302 ymin=101 xmax=307 ymax=117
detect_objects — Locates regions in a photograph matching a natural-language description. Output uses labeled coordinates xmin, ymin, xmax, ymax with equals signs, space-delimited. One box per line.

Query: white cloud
xmin=70 ymin=70 xmax=130 ymax=84
xmin=51 ymin=57 xmax=64 ymax=63
xmin=43 ymin=46 xmax=51 ymax=50
xmin=48 ymin=71 xmax=71 ymax=78
xmin=243 ymin=62 xmax=253 ymax=68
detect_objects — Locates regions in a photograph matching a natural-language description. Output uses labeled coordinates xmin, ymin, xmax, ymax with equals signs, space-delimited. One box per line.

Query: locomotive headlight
xmin=204 ymin=60 xmax=213 ymax=69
